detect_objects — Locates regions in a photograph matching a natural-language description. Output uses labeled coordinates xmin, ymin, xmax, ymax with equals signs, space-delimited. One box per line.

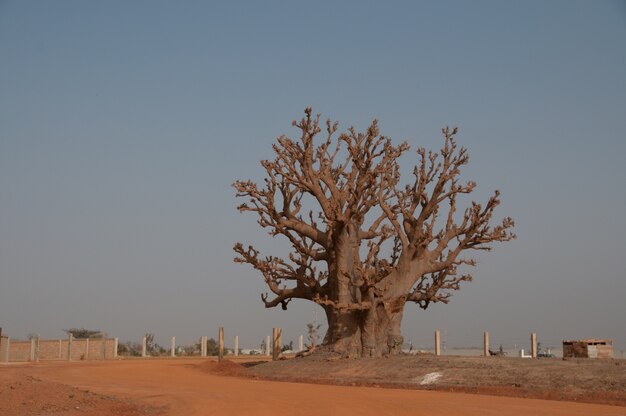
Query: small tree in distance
xmin=307 ymin=322 xmax=321 ymax=350
xmin=207 ymin=338 xmax=219 ymax=356
xmin=282 ymin=340 xmax=294 ymax=352
xmin=63 ymin=328 xmax=102 ymax=339
xmin=144 ymin=333 xmax=166 ymax=356
xmin=234 ymin=108 xmax=515 ymax=358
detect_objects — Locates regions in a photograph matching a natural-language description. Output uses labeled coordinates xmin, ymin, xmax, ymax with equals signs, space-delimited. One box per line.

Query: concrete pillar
xmin=218 ymin=327 xmax=224 ymax=361
xmin=531 ymin=333 xmax=537 ymax=358
xmin=2 ymin=337 xmax=10 ymax=363
xmin=484 ymin=331 xmax=490 ymax=357
xmin=67 ymin=334 xmax=73 ymax=362
xmin=113 ymin=338 xmax=118 ymax=358
xmin=141 ymin=336 xmax=147 ymax=357
xmin=171 ymin=337 xmax=176 ymax=357
xmin=201 ymin=336 xmax=207 ymax=357
xmin=271 ymin=328 xmax=277 ymax=359
xmin=272 ymin=327 xmax=282 ymax=360
xmin=102 ymin=333 xmax=107 ymax=359
xmin=234 ymin=336 xmax=239 ymax=357
xmin=298 ymin=335 xmax=303 ymax=352
xmin=265 ymin=335 xmax=271 ymax=356
xmin=34 ymin=335 xmax=40 ymax=363
xmin=58 ymin=339 xmax=62 ymax=359
xmin=30 ymin=338 xmax=36 ymax=361
xmin=435 ymin=330 xmax=441 ymax=356
xmin=85 ymin=338 xmax=90 ymax=360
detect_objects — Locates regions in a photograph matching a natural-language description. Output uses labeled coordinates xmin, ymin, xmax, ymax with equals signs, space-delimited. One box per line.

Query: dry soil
xmin=2 ymin=357 xmax=625 ymax=415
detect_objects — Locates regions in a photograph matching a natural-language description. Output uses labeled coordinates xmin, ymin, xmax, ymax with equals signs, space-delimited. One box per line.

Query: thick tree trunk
xmin=319 ymin=224 xmax=411 ymax=358
xmin=321 ymin=300 xmax=406 ymax=358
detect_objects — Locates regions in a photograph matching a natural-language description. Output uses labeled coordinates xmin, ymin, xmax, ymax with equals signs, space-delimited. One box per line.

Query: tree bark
xmin=322 ymin=301 xmax=405 ymax=358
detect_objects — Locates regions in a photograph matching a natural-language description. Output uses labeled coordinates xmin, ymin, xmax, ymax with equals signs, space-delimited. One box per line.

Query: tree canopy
xmin=234 ymin=108 xmax=515 ymax=357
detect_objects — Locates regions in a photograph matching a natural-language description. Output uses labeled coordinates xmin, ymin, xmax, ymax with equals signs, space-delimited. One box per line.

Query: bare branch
xmin=233 ymin=107 xmax=514 ymax=358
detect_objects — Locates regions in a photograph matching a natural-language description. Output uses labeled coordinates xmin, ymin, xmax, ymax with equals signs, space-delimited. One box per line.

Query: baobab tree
xmin=234 ymin=108 xmax=515 ymax=358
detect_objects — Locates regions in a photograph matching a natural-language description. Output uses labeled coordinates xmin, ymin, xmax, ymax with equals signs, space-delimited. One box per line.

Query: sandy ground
xmin=249 ymin=353 xmax=626 ymax=406
xmin=1 ymin=358 xmax=624 ymax=416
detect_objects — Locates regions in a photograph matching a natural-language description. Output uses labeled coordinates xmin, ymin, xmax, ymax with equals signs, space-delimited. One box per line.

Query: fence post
xmin=113 ymin=338 xmax=118 ymax=358
xmin=0 ymin=329 xmax=7 ymax=363
xmin=435 ymin=330 xmax=441 ymax=356
xmin=142 ymin=336 xmax=147 ymax=357
xmin=0 ymin=328 xmax=6 ymax=363
xmin=218 ymin=327 xmax=224 ymax=361
xmin=484 ymin=331 xmax=490 ymax=357
xmin=67 ymin=334 xmax=73 ymax=362
xmin=102 ymin=333 xmax=107 ymax=360
xmin=171 ymin=337 xmax=176 ymax=357
xmin=35 ymin=335 xmax=40 ymax=363
xmin=272 ymin=328 xmax=282 ymax=360
xmin=58 ymin=339 xmax=62 ymax=359
xmin=272 ymin=328 xmax=276 ymax=360
xmin=531 ymin=333 xmax=537 ymax=358
xmin=298 ymin=335 xmax=303 ymax=352
xmin=85 ymin=338 xmax=90 ymax=360
xmin=29 ymin=338 xmax=35 ymax=361
xmin=265 ymin=335 xmax=271 ymax=356
xmin=2 ymin=337 xmax=9 ymax=363
xmin=234 ymin=336 xmax=239 ymax=357
xmin=199 ymin=336 xmax=205 ymax=357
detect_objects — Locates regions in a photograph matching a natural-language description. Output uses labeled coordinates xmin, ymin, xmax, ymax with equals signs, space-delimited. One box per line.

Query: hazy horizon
xmin=1 ymin=1 xmax=625 ymax=353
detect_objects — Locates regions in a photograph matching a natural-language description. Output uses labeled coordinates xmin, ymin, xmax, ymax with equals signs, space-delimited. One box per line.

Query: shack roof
xmin=562 ymin=339 xmax=612 ymax=344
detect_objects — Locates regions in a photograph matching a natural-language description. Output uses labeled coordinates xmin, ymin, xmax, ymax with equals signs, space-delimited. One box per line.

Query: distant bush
xmin=63 ymin=328 xmax=102 ymax=339
xmin=117 ymin=341 xmax=142 ymax=357
xmin=282 ymin=341 xmax=294 ymax=352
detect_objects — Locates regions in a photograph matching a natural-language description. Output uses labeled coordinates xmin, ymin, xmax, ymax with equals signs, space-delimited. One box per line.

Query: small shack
xmin=562 ymin=339 xmax=613 ymax=359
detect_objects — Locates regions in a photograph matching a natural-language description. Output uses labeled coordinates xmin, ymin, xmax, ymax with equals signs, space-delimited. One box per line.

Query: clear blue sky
xmin=1 ymin=1 xmax=625 ymax=352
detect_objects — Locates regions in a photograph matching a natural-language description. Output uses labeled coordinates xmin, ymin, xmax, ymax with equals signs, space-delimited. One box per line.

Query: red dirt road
xmin=3 ymin=358 xmax=624 ymax=416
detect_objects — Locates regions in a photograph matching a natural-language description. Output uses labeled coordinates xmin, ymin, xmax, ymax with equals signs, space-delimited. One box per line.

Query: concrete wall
xmin=3 ymin=338 xmax=116 ymax=362
xmin=7 ymin=340 xmax=31 ymax=361
xmin=1 ymin=336 xmax=10 ymax=362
